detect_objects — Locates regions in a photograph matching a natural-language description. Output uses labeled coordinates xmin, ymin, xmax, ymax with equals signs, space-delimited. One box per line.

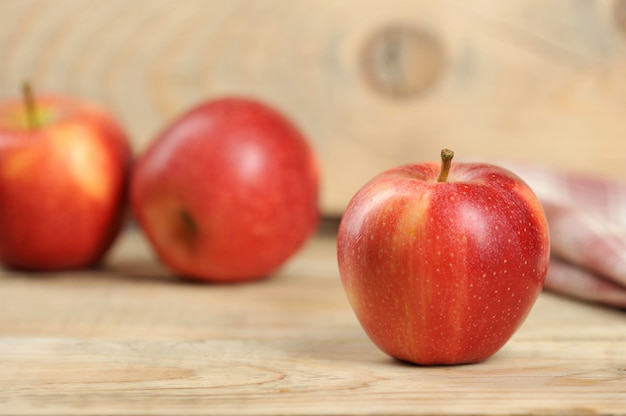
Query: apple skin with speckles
xmin=0 ymin=93 xmax=132 ymax=271
xmin=130 ymin=97 xmax=319 ymax=283
xmin=337 ymin=151 xmax=550 ymax=365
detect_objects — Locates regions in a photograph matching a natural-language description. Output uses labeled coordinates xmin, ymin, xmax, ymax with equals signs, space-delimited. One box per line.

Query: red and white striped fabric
xmin=501 ymin=162 xmax=626 ymax=309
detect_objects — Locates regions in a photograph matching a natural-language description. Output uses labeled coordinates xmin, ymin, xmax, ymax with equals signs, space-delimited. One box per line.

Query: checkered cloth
xmin=502 ymin=162 xmax=626 ymax=309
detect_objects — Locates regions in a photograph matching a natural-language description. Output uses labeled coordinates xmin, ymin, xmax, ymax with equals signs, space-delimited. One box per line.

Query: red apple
xmin=0 ymin=85 xmax=132 ymax=270
xmin=337 ymin=149 xmax=550 ymax=365
xmin=130 ymin=97 xmax=319 ymax=283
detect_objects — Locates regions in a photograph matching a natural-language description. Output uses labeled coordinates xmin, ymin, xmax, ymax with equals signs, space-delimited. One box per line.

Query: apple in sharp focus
xmin=130 ymin=97 xmax=319 ymax=282
xmin=337 ymin=149 xmax=550 ymax=365
xmin=0 ymin=84 xmax=132 ymax=270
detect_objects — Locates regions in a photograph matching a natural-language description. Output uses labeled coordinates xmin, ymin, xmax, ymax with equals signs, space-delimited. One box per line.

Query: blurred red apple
xmin=337 ymin=149 xmax=550 ymax=365
xmin=0 ymin=85 xmax=132 ymax=270
xmin=130 ymin=97 xmax=319 ymax=283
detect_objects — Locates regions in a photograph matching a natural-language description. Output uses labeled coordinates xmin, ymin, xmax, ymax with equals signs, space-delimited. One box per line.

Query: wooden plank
xmin=0 ymin=230 xmax=625 ymax=415
xmin=1 ymin=0 xmax=626 ymax=215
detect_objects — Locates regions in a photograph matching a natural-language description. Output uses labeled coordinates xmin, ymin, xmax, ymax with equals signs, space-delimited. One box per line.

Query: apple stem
xmin=437 ymin=149 xmax=454 ymax=182
xmin=22 ymin=82 xmax=39 ymax=130
xmin=179 ymin=210 xmax=198 ymax=236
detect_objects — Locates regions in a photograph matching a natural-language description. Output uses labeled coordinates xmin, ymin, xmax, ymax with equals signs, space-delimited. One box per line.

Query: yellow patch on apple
xmin=56 ymin=125 xmax=112 ymax=201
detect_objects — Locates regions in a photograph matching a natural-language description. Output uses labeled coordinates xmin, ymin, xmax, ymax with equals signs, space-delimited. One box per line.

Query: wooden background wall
xmin=1 ymin=0 xmax=625 ymax=216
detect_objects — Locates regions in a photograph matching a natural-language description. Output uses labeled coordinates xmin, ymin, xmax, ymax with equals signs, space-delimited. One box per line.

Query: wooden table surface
xmin=1 ymin=229 xmax=625 ymax=415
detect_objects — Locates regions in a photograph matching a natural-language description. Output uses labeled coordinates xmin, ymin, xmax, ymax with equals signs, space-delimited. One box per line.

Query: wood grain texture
xmin=1 ymin=230 xmax=626 ymax=415
xmin=1 ymin=0 xmax=626 ymax=215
